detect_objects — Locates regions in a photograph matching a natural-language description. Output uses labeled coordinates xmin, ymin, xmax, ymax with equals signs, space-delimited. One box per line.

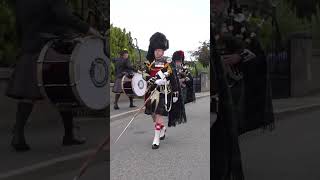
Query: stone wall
xmin=290 ymin=33 xmax=320 ymax=97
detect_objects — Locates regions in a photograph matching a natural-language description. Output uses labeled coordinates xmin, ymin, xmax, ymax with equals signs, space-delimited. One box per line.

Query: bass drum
xmin=121 ymin=73 xmax=147 ymax=97
xmin=37 ymin=36 xmax=109 ymax=110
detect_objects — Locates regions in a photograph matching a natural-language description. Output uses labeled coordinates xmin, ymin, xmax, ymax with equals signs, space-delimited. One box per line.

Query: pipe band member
xmin=143 ymin=32 xmax=187 ymax=149
xmin=6 ymin=0 xmax=102 ymax=152
xmin=112 ymin=49 xmax=136 ymax=110
xmin=172 ymin=50 xmax=196 ymax=104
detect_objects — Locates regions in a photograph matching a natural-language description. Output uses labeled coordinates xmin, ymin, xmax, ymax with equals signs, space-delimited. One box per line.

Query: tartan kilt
xmin=112 ymin=77 xmax=123 ymax=93
xmin=6 ymin=53 xmax=44 ymax=100
xmin=144 ymin=90 xmax=171 ymax=116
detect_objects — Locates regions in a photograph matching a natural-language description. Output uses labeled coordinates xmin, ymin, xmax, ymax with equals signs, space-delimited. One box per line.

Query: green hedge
xmin=0 ymin=1 xmax=18 ymax=67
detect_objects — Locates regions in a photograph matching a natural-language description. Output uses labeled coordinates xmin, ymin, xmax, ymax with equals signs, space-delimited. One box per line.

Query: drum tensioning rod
xmin=73 ymin=87 xmax=156 ymax=180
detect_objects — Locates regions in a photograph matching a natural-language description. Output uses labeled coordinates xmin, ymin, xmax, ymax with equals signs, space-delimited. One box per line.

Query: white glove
xmin=241 ymin=49 xmax=256 ymax=62
xmin=155 ymin=79 xmax=166 ymax=86
xmin=164 ymin=72 xmax=170 ymax=77
xmin=173 ymin=97 xmax=178 ymax=103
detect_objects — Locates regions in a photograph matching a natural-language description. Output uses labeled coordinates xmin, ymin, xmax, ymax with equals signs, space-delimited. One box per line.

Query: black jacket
xmin=16 ymin=0 xmax=90 ymax=53
xmin=112 ymin=58 xmax=135 ymax=78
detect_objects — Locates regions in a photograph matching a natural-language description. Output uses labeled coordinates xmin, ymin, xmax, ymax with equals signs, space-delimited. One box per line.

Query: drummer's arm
xmin=126 ymin=60 xmax=135 ymax=73
xmin=50 ymin=0 xmax=102 ymax=38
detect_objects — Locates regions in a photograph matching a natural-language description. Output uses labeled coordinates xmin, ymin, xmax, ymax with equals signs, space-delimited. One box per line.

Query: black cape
xmin=211 ymin=24 xmax=275 ymax=180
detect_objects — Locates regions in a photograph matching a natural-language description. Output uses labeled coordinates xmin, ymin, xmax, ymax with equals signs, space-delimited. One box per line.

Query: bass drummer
xmin=112 ymin=49 xmax=136 ymax=110
xmin=6 ymin=0 xmax=103 ymax=152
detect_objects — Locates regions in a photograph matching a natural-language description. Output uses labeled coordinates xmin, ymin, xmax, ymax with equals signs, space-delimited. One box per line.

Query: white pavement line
xmin=110 ymin=109 xmax=141 ymax=119
xmin=0 ymin=150 xmax=94 ymax=179
xmin=110 ymin=93 xmax=210 ymax=120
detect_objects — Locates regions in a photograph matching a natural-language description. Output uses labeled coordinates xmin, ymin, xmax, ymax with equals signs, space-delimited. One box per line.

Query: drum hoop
xmin=121 ymin=75 xmax=134 ymax=97
xmin=37 ymin=40 xmax=55 ymax=100
xmin=69 ymin=41 xmax=86 ymax=108
xmin=70 ymin=36 xmax=108 ymax=110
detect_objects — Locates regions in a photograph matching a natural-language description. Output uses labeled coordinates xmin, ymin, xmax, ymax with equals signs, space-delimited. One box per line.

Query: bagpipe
xmin=211 ymin=0 xmax=275 ymax=113
xmin=213 ymin=2 xmax=270 ymax=87
xmin=177 ymin=63 xmax=196 ymax=104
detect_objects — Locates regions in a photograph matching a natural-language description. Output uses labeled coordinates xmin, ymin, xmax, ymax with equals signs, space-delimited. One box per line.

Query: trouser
xmin=12 ymin=101 xmax=75 ymax=143
xmin=114 ymin=94 xmax=134 ymax=105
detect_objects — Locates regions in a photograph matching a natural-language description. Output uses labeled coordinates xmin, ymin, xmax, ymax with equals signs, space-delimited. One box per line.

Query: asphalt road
xmin=38 ymin=97 xmax=210 ymax=180
xmin=240 ymin=109 xmax=320 ymax=180
xmin=3 ymin=97 xmax=320 ymax=180
xmin=43 ymin=162 xmax=109 ymax=180
xmin=110 ymin=97 xmax=210 ymax=180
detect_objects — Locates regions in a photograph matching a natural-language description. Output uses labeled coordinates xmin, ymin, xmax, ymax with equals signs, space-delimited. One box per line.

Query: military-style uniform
xmin=112 ymin=57 xmax=135 ymax=94
xmin=6 ymin=0 xmax=91 ymax=152
xmin=145 ymin=59 xmax=175 ymax=116
xmin=144 ymin=32 xmax=187 ymax=149
xmin=7 ymin=0 xmax=90 ymax=99
xmin=112 ymin=49 xmax=136 ymax=109
xmin=172 ymin=50 xmax=196 ymax=104
xmin=211 ymin=3 xmax=274 ymax=180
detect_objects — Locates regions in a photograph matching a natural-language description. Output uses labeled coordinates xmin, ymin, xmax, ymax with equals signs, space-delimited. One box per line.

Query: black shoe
xmin=152 ymin=144 xmax=159 ymax=149
xmin=160 ymin=127 xmax=166 ymax=140
xmin=62 ymin=137 xmax=86 ymax=146
xmin=11 ymin=137 xmax=30 ymax=152
xmin=129 ymin=104 xmax=136 ymax=108
xmin=160 ymin=134 xmax=165 ymax=140
xmin=114 ymin=104 xmax=119 ymax=110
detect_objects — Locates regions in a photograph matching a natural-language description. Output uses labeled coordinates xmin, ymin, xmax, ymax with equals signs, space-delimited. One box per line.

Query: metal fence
xmin=267 ymin=47 xmax=291 ymax=99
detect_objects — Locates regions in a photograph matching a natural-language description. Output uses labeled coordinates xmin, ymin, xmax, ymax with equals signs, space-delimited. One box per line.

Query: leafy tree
xmin=68 ymin=0 xmax=109 ymax=32
xmin=0 ymin=0 xmax=18 ymax=67
xmin=191 ymin=41 xmax=210 ymax=67
xmin=186 ymin=61 xmax=209 ymax=77
xmin=109 ymin=24 xmax=138 ymax=82
xmin=254 ymin=0 xmax=311 ymax=50
xmin=0 ymin=0 xmax=110 ymax=67
xmin=288 ymin=0 xmax=319 ymax=19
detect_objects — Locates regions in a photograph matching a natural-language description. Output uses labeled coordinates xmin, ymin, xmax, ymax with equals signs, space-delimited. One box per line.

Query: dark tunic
xmin=6 ymin=0 xmax=90 ymax=100
xmin=144 ymin=59 xmax=187 ymax=127
xmin=211 ymin=11 xmax=275 ymax=180
xmin=211 ymin=45 xmax=245 ymax=180
xmin=112 ymin=57 xmax=134 ymax=93
xmin=177 ymin=65 xmax=195 ymax=104
xmin=241 ymin=39 xmax=275 ymax=134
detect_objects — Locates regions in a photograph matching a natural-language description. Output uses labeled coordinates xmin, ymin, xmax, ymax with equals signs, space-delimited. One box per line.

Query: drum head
xmin=131 ymin=73 xmax=147 ymax=96
xmin=70 ymin=37 xmax=109 ymax=110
